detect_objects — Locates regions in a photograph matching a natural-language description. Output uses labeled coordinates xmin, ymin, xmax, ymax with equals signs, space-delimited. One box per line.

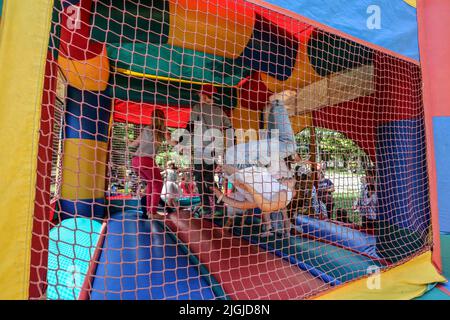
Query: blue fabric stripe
xmin=47 ymin=218 xmax=102 ymax=300
xmin=376 ymin=119 xmax=430 ymax=233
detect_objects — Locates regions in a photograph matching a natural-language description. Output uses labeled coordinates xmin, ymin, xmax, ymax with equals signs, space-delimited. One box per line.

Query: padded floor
xmin=164 ymin=211 xmax=328 ymax=300
xmin=47 ymin=218 xmax=102 ymax=300
xmin=90 ymin=211 xmax=217 ymax=300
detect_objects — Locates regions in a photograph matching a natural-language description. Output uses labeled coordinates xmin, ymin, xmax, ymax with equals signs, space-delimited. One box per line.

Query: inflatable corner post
xmin=0 ymin=0 xmax=448 ymax=300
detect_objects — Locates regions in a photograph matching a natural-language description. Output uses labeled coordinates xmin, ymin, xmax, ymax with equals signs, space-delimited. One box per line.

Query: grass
xmin=333 ymin=192 xmax=361 ymax=224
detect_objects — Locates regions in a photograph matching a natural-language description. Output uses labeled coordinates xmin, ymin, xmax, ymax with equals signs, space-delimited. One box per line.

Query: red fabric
xmin=256 ymin=8 xmax=311 ymax=37
xmin=311 ymin=52 xmax=422 ymax=162
xmin=132 ymin=156 xmax=163 ymax=215
xmin=165 ymin=211 xmax=327 ymax=299
xmin=114 ymin=100 xmax=192 ymax=128
xmin=312 ymin=96 xmax=377 ymax=161
xmin=29 ymin=53 xmax=57 ymax=299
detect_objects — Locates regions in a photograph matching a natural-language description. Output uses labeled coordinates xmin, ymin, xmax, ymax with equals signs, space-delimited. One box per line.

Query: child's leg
xmin=225 ymin=102 xmax=295 ymax=168
xmin=268 ymin=101 xmax=296 ymax=148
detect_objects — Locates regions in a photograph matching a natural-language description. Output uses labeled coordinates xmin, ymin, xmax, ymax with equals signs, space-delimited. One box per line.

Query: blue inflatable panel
xmin=263 ymin=0 xmax=419 ymax=61
xmin=295 ymin=215 xmax=380 ymax=259
xmin=47 ymin=218 xmax=102 ymax=300
xmin=90 ymin=211 xmax=216 ymax=300
xmin=214 ymin=216 xmax=383 ymax=285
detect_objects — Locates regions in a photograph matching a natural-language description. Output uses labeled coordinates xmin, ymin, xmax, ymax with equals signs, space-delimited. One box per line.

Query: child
xmin=161 ymin=161 xmax=180 ymax=213
xmin=130 ymin=109 xmax=177 ymax=216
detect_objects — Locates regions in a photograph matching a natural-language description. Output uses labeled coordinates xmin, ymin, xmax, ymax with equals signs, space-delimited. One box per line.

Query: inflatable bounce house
xmin=0 ymin=0 xmax=449 ymax=300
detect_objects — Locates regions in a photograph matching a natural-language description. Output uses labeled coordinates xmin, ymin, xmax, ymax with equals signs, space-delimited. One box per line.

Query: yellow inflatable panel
xmin=58 ymin=46 xmax=110 ymax=91
xmin=290 ymin=113 xmax=313 ymax=134
xmin=260 ymin=33 xmax=322 ymax=92
xmin=168 ymin=0 xmax=255 ymax=59
xmin=60 ymin=139 xmax=108 ymax=199
xmin=314 ymin=251 xmax=446 ymax=300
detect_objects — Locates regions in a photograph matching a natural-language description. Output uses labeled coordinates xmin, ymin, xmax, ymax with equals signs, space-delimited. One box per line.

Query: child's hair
xmin=151 ymin=109 xmax=166 ymax=143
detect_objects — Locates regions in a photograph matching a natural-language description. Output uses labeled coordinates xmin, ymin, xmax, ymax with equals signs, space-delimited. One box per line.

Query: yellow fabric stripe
xmin=314 ymin=251 xmax=446 ymax=300
xmin=58 ymin=47 xmax=110 ymax=91
xmin=113 ymin=66 xmax=234 ymax=88
xmin=0 ymin=0 xmax=53 ymax=299
xmin=60 ymin=139 xmax=108 ymax=200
